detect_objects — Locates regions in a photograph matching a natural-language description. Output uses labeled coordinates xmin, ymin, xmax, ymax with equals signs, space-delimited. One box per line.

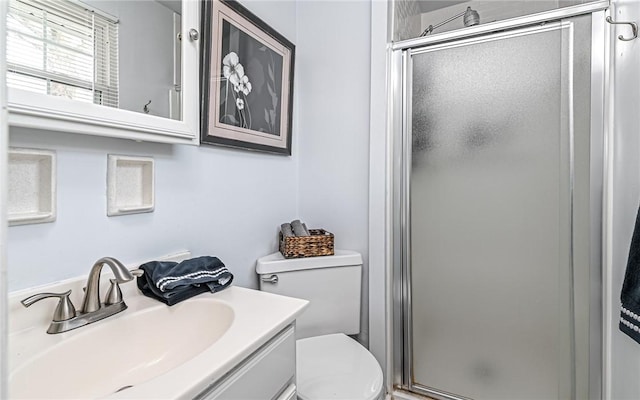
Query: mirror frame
xmin=6 ymin=0 xmax=200 ymax=145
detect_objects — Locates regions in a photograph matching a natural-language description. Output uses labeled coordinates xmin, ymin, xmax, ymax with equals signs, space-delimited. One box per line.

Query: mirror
xmin=90 ymin=0 xmax=183 ymax=119
xmin=6 ymin=0 xmax=200 ymax=145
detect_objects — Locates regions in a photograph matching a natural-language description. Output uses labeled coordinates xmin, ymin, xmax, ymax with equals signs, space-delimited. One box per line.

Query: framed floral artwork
xmin=201 ymin=0 xmax=295 ymax=155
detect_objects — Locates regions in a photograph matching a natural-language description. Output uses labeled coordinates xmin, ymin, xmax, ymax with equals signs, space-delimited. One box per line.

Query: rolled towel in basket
xmin=281 ymin=223 xmax=294 ymax=237
xmin=291 ymin=219 xmax=310 ymax=236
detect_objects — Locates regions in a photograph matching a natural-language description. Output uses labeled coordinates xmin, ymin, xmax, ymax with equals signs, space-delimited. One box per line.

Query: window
xmin=7 ymin=0 xmax=119 ymax=107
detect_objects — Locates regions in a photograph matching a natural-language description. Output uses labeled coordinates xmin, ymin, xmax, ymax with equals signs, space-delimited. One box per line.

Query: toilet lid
xmin=296 ymin=334 xmax=383 ymax=400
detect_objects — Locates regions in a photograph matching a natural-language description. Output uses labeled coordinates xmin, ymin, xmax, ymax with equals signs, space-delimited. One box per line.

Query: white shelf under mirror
xmin=8 ymin=148 xmax=56 ymax=226
xmin=6 ymin=0 xmax=200 ymax=145
xmin=107 ymin=155 xmax=155 ymax=216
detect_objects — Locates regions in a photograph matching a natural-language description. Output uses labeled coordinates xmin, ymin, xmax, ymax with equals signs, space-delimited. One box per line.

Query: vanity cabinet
xmin=195 ymin=324 xmax=297 ymax=400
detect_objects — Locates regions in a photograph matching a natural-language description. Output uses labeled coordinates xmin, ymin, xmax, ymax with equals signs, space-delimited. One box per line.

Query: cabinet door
xmin=196 ymin=325 xmax=296 ymax=400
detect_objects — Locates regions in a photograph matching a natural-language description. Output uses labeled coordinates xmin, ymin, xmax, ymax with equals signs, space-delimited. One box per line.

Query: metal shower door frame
xmin=390 ymin=10 xmax=608 ymax=400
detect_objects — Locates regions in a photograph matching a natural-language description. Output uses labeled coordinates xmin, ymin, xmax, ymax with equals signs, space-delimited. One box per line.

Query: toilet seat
xmin=296 ymin=333 xmax=383 ymax=400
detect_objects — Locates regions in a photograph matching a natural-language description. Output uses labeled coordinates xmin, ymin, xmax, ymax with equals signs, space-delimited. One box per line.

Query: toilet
xmin=256 ymin=250 xmax=384 ymax=400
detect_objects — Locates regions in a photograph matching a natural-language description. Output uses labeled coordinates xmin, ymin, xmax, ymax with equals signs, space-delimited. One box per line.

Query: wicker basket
xmin=279 ymin=229 xmax=334 ymax=259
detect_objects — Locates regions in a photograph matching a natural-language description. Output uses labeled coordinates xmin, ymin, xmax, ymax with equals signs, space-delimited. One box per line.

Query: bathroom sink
xmin=10 ymin=298 xmax=235 ymax=399
xmin=9 ymin=286 xmax=307 ymax=399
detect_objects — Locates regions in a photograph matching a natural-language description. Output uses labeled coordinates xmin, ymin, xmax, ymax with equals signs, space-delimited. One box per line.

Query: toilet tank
xmin=256 ymin=250 xmax=362 ymax=339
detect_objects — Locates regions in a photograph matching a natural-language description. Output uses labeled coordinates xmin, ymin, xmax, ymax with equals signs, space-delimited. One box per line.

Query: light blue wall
xmin=6 ymin=0 xmax=374 ymax=354
xmin=296 ymin=0 xmax=372 ymax=345
xmin=7 ymin=0 xmax=300 ymax=291
xmin=6 ymin=0 xmax=374 ymax=333
xmin=8 ymin=127 xmax=299 ymax=290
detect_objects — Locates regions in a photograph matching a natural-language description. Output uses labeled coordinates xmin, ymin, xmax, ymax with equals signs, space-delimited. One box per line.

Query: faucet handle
xmin=21 ymin=290 xmax=77 ymax=322
xmin=105 ymin=270 xmax=142 ymax=305
xmin=105 ymin=279 xmax=123 ymax=305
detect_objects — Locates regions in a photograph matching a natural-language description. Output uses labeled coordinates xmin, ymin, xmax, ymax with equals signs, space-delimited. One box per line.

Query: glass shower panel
xmin=409 ymin=25 xmax=574 ymax=399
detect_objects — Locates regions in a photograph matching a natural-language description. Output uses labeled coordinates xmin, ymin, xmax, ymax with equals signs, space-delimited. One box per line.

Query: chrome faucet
xmin=81 ymin=257 xmax=134 ymax=313
xmin=22 ymin=257 xmax=141 ymax=334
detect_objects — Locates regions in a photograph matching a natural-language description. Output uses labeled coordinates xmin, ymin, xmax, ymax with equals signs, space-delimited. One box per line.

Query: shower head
xmin=419 ymin=6 xmax=481 ymax=37
xmin=463 ymin=7 xmax=480 ymax=27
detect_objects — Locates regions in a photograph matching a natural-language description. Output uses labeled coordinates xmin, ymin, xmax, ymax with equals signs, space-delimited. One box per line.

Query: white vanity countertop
xmin=110 ymin=286 xmax=308 ymax=399
xmin=8 ymin=284 xmax=308 ymax=399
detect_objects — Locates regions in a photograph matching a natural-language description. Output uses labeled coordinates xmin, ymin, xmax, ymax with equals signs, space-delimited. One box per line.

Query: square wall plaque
xmin=107 ymin=155 xmax=155 ymax=216
xmin=8 ymin=148 xmax=56 ymax=226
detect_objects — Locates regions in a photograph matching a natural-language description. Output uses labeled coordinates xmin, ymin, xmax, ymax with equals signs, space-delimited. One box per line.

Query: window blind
xmin=7 ymin=0 xmax=119 ymax=108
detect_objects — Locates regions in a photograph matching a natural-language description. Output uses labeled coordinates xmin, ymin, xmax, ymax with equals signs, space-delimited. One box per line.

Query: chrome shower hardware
xmin=606 ymin=16 xmax=638 ymax=41
xmin=420 ymin=6 xmax=480 ymax=37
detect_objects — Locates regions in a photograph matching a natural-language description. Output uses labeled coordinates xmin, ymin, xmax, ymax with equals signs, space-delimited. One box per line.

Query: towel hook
xmin=143 ymin=100 xmax=152 ymax=114
xmin=606 ymin=16 xmax=638 ymax=41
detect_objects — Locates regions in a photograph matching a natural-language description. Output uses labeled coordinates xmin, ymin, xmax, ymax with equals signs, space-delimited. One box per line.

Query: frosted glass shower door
xmin=406 ymin=19 xmax=593 ymax=400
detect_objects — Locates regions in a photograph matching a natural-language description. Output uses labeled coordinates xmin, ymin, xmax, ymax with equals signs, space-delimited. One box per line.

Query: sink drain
xmin=114 ymin=385 xmax=134 ymax=393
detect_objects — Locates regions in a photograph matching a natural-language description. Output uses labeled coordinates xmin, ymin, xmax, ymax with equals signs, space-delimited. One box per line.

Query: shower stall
xmin=391 ymin=5 xmax=607 ymax=400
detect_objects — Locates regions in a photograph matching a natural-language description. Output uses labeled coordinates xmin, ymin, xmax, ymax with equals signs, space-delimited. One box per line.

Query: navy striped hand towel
xmin=620 ymin=206 xmax=640 ymax=343
xmin=137 ymin=256 xmax=233 ymax=306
